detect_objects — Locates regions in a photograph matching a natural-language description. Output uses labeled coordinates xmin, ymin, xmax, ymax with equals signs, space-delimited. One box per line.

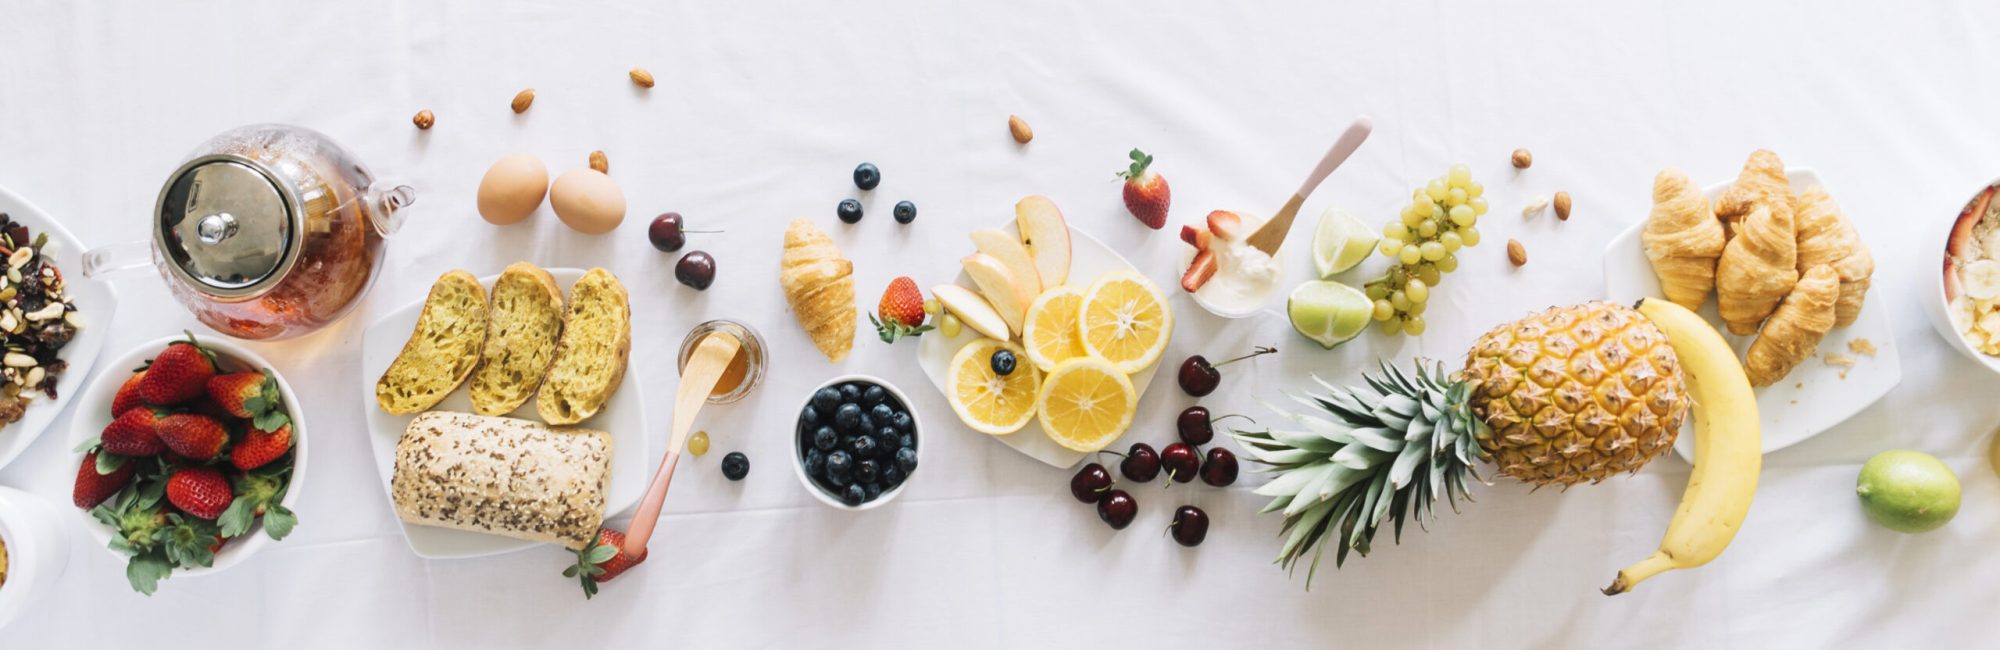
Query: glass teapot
xmin=83 ymin=124 xmax=412 ymax=340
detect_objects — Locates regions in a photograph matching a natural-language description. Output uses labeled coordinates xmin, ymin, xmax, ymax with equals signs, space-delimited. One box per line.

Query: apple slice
xmin=970 ymin=229 xmax=1042 ymax=297
xmin=933 ymin=284 xmax=1011 ymax=341
xmin=962 ymin=253 xmax=1034 ymax=334
xmin=1015 ymin=195 xmax=1071 ymax=287
xmin=1181 ymin=251 xmax=1218 ymax=293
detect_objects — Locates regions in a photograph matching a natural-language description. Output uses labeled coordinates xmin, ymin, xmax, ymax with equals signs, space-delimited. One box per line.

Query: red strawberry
xmin=110 ymin=370 xmax=146 ymax=417
xmin=230 ymin=422 xmax=292 ymax=470
xmin=206 ymin=369 xmax=285 ymax=424
xmin=73 ymin=449 xmax=135 ymax=509
xmin=156 ymin=413 xmax=228 ymax=461
xmin=165 ymin=466 xmax=234 ymax=520
xmin=869 ymin=277 xmax=936 ymax=343
xmin=566 ymin=527 xmax=648 ymax=599
xmin=138 ymin=337 xmax=218 ymax=405
xmin=1181 ymin=251 xmax=1218 ymax=293
xmin=1206 ymin=210 xmax=1244 ymax=241
xmin=1119 ymin=148 xmax=1171 ymax=230
xmin=100 ymin=408 xmax=166 ymax=456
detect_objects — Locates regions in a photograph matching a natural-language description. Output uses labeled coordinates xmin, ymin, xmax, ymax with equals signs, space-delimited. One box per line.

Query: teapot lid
xmin=154 ymin=155 xmax=301 ymax=298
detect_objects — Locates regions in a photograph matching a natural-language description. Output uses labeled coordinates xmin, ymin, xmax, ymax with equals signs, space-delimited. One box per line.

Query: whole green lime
xmin=1856 ymin=450 xmax=1961 ymax=533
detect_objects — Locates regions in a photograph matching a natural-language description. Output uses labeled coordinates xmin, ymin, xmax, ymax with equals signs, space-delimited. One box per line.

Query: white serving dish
xmin=1183 ymin=211 xmax=1287 ymax=319
xmin=359 ymin=267 xmax=647 ymax=559
xmin=916 ymin=224 xmax=1163 ymax=468
xmin=1603 ymin=168 xmax=1901 ymax=461
xmin=67 ymin=335 xmax=307 ymax=579
xmin=791 ymin=375 xmax=921 ymax=510
xmin=0 ymin=485 xmax=69 ymax=632
xmin=1921 ymin=178 xmax=2000 ymax=374
xmin=0 ymin=184 xmax=115 ymax=471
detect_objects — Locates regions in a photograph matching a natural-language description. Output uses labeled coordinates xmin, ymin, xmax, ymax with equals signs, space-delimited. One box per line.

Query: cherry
xmin=647 ymin=213 xmax=719 ymax=252
xmin=1200 ymin=447 xmax=1238 ymax=487
xmin=1097 ymin=489 xmax=1137 ymax=530
xmin=1175 ymin=407 xmax=1252 ymax=446
xmin=675 ymin=251 xmax=716 ymax=290
xmin=1160 ymin=443 xmax=1199 ymax=483
xmin=1177 ymin=346 xmax=1276 ymax=396
xmin=1070 ymin=463 xmax=1113 ymax=503
xmin=1117 ymin=443 xmax=1160 ymax=483
xmin=1169 ymin=505 xmax=1209 ymax=547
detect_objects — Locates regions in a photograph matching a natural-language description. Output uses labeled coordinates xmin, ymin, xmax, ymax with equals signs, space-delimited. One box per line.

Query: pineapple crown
xmin=1232 ymin=360 xmax=1488 ymax=587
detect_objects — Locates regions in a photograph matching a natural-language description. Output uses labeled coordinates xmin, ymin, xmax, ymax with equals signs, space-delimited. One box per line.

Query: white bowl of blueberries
xmin=794 ymin=375 xmax=921 ymax=510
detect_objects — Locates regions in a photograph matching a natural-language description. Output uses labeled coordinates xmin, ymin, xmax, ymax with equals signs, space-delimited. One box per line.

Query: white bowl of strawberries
xmin=65 ymin=333 xmax=305 ymax=594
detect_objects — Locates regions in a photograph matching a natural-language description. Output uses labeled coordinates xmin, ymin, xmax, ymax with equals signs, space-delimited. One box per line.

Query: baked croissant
xmin=1716 ymin=203 xmax=1799 ymax=335
xmin=1642 ymin=168 xmax=1727 ymax=310
xmin=1745 ymin=265 xmax=1838 ymax=387
xmin=780 ymin=218 xmax=856 ymax=362
xmin=1793 ymin=185 xmax=1874 ymax=327
xmin=1715 ymin=149 xmax=1794 ymax=231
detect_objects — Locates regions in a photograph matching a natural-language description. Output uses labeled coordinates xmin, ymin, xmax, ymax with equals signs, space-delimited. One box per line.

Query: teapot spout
xmin=367 ymin=184 xmax=416 ymax=237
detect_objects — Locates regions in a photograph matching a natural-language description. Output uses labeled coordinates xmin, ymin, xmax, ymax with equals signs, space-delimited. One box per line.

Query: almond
xmin=629 ymin=67 xmax=655 ymax=88
xmin=1553 ymin=191 xmax=1572 ymax=221
xmin=1510 ymin=148 xmax=1532 ymax=169
xmin=1507 ymin=239 xmax=1527 ymax=266
xmin=412 ymin=109 xmax=435 ymax=130
xmin=511 ymin=88 xmax=535 ymax=114
xmin=589 ymin=150 xmax=609 ymax=174
xmin=1008 ymin=115 xmax=1033 ymax=143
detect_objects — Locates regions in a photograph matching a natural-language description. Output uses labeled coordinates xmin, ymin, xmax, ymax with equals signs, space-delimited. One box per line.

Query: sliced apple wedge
xmin=1015 ymin=195 xmax=1071 ymax=287
xmin=933 ymin=284 xmax=1011 ymax=340
xmin=970 ymin=229 xmax=1042 ymax=297
xmin=962 ymin=253 xmax=1034 ymax=334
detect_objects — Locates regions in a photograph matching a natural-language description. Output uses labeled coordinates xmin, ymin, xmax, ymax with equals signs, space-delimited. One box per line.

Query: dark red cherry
xmin=1200 ymin=447 xmax=1238 ymax=487
xmin=1070 ymin=462 xmax=1113 ymax=503
xmin=1177 ymin=406 xmax=1213 ymax=445
xmin=1118 ymin=443 xmax=1160 ymax=483
xmin=1175 ymin=346 xmax=1274 ymax=397
xmin=1169 ymin=505 xmax=1209 ymax=547
xmin=1097 ymin=490 xmax=1137 ymax=530
xmin=1160 ymin=443 xmax=1199 ymax=483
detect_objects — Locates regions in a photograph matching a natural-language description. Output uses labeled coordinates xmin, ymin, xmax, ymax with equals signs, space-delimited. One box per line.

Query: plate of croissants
xmin=1604 ymin=150 xmax=1900 ymax=460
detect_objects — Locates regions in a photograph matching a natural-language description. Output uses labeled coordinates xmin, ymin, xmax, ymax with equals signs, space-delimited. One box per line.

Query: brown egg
xmin=476 ymin=154 xmax=549 ymax=225
xmin=549 ymin=169 xmax=626 ymax=235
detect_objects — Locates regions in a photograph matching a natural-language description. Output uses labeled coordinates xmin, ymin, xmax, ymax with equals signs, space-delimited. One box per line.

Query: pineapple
xmin=1235 ymin=301 xmax=1688 ymax=584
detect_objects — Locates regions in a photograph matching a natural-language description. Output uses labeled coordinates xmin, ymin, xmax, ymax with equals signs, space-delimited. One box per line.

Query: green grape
xmin=1416 ymin=219 xmax=1439 ymax=238
xmin=1390 ymin=290 xmax=1411 ymax=311
xmin=1416 ymin=264 xmax=1441 ymax=286
xmin=1465 ymin=181 xmax=1484 ymax=199
xmin=1405 ymin=279 xmax=1429 ymax=303
xmin=1430 ymin=204 xmax=1446 ymax=221
xmin=1404 ymin=316 xmax=1427 ymax=336
xmin=1460 ymin=226 xmax=1481 ymax=247
xmin=1372 ymin=299 xmax=1394 ymax=321
xmin=1381 ymin=316 xmax=1404 ymax=336
xmin=1449 ymin=205 xmax=1476 ymax=227
xmin=1408 ymin=197 xmax=1431 ymax=217
xmin=1399 ymin=245 xmax=1422 ymax=265
xmin=1448 ymin=187 xmax=1468 ymax=207
xmin=1420 ymin=241 xmax=1446 ymax=261
xmin=689 ymin=430 xmax=711 ymax=457
xmin=1468 ymin=196 xmax=1489 ymax=216
xmin=1403 ymin=208 xmax=1427 ymax=228
xmin=1365 ymin=283 xmax=1389 ymax=301
xmin=1385 ymin=222 xmax=1412 ymax=241
xmin=1438 ymin=253 xmax=1459 ymax=273
xmin=1406 ymin=299 xmax=1428 ymax=316
xmin=1425 ymin=179 xmax=1449 ymax=202
xmin=1447 ymin=164 xmax=1471 ymax=187
xmin=940 ymin=313 xmax=963 ymax=337
xmin=1441 ymin=231 xmax=1464 ymax=252
xmin=1380 ymin=236 xmax=1403 ymax=257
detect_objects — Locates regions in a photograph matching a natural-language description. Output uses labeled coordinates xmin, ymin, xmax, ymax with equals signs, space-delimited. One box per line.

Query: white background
xmin=4 ymin=1 xmax=1999 ymax=647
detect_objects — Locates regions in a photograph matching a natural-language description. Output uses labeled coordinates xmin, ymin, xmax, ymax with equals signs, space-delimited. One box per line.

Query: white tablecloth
xmin=5 ymin=2 xmax=2000 ymax=647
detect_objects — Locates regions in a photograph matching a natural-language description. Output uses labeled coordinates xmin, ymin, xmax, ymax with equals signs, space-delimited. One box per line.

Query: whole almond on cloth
xmin=512 ymin=89 xmax=536 ymax=114
xmin=1507 ymin=239 xmax=1528 ymax=266
xmin=1553 ymin=191 xmax=1572 ymax=221
xmin=1008 ymin=115 xmax=1033 ymax=143
xmin=630 ymin=67 xmax=655 ymax=88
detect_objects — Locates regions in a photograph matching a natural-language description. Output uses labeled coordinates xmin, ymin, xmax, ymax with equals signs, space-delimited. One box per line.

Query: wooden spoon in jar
xmin=1244 ymin=117 xmax=1374 ymax=256
xmin=620 ymin=331 xmax=741 ymax=556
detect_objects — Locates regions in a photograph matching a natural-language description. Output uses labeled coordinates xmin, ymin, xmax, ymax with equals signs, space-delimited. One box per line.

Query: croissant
xmin=1793 ymin=186 xmax=1874 ymax=327
xmin=1745 ymin=265 xmax=1838 ymax=387
xmin=1714 ymin=149 xmax=1794 ymax=231
xmin=780 ymin=218 xmax=855 ymax=362
xmin=1642 ymin=168 xmax=1727 ymax=310
xmin=1715 ymin=203 xmax=1799 ymax=335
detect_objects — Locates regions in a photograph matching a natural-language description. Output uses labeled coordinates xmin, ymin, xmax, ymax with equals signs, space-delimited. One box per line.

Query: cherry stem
xmin=1214 ymin=346 xmax=1277 ymax=368
xmin=684 ymin=229 xmax=723 ymax=234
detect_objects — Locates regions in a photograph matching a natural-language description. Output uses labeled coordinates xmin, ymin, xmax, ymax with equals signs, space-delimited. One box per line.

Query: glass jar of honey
xmin=677 ymin=319 xmax=766 ymax=404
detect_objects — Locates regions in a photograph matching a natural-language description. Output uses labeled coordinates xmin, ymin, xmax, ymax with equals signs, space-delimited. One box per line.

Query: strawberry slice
xmin=1181 ymin=251 xmax=1218 ymax=293
xmin=1206 ymin=210 xmax=1244 ymax=241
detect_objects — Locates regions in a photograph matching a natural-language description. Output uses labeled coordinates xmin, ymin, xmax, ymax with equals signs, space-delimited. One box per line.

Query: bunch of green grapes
xmin=1366 ymin=163 xmax=1487 ymax=336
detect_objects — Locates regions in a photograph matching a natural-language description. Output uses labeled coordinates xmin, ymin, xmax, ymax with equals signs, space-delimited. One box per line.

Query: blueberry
xmin=869 ymin=403 xmax=895 ymax=424
xmin=890 ymin=411 xmax=913 ymax=433
xmin=804 ymin=449 xmax=824 ymax=476
xmin=881 ymin=466 xmax=904 ymax=488
xmin=812 ymin=387 xmax=841 ymax=413
xmin=893 ymin=201 xmax=916 ymax=224
xmin=813 ymin=426 xmax=838 ymax=451
xmin=862 ymin=385 xmax=887 ymax=407
xmin=895 ymin=447 xmax=919 ymax=473
xmin=800 ymin=404 xmax=820 ymax=426
xmin=876 ymin=427 xmax=900 ymax=451
xmin=853 ymin=163 xmax=881 ymax=190
xmin=839 ymin=383 xmax=862 ymax=403
xmin=990 ymin=349 xmax=1017 ymax=376
xmin=720 ymin=452 xmax=750 ymax=480
xmin=864 ymin=483 xmax=883 ymax=501
xmin=826 ymin=450 xmax=853 ymax=480
xmin=852 ymin=435 xmax=878 ymax=458
xmin=857 ymin=459 xmax=880 ymax=483
xmin=842 ymin=483 xmax=866 ymax=506
xmin=900 ymin=434 xmax=914 ymax=449
xmin=834 ymin=403 xmax=862 ymax=432
xmin=837 ymin=199 xmax=863 ymax=224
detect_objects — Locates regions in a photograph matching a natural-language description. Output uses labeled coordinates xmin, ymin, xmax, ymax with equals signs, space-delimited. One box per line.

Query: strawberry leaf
xmin=218 ymin=496 xmax=256 ymax=537
xmin=262 ymin=504 xmax=297 ymax=540
xmin=72 ymin=436 xmax=101 ymax=453
xmin=126 ymin=551 xmax=172 ymax=596
xmin=585 ymin=544 xmax=618 ymax=565
xmin=253 ymin=410 xmax=290 ymax=433
xmin=95 ymin=450 xmax=126 ymax=475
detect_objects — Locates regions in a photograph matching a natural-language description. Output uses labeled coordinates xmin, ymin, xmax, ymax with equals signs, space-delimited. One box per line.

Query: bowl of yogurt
xmin=1180 ymin=210 xmax=1285 ymax=319
xmin=1928 ymin=179 xmax=2000 ymax=374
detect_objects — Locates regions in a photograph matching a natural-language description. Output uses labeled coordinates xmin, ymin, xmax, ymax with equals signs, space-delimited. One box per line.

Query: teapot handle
xmin=80 ymin=239 xmax=152 ymax=279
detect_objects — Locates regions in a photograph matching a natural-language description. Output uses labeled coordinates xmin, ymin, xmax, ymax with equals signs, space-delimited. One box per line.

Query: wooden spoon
xmin=1244 ymin=117 xmax=1375 ymax=256
xmin=620 ymin=331 xmax=742 ymax=556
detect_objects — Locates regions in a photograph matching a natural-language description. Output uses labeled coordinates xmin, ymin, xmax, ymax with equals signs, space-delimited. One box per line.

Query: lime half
xmin=1288 ymin=280 xmax=1373 ymax=349
xmin=1312 ymin=207 xmax=1379 ymax=278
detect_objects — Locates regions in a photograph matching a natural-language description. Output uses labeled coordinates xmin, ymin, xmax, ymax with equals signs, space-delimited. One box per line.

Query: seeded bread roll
xmin=391 ymin=411 xmax=611 ymax=549
xmin=376 ymin=271 xmax=489 ymax=415
xmin=535 ymin=268 xmax=631 ymax=425
xmin=469 ymin=263 xmax=565 ymax=415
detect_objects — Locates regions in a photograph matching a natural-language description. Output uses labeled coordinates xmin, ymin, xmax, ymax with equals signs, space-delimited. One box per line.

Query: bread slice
xmin=391 ymin=411 xmax=611 ymax=549
xmin=469 ymin=263 xmax=565 ymax=415
xmin=535 ymin=268 xmax=630 ymax=424
xmin=376 ymin=270 xmax=489 ymax=415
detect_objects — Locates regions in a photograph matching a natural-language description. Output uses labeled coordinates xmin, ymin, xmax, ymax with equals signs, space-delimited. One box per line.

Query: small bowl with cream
xmin=1927 ymin=179 xmax=2000 ymax=373
xmin=1179 ymin=210 xmax=1285 ymax=318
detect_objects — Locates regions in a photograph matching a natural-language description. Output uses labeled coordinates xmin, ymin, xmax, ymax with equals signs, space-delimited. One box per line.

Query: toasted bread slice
xmin=469 ymin=263 xmax=565 ymax=415
xmin=376 ymin=270 xmax=489 ymax=415
xmin=535 ymin=268 xmax=631 ymax=424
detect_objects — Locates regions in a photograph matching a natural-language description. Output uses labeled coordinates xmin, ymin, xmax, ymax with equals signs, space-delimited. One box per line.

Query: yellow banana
xmin=1604 ymin=298 xmax=1762 ymax=595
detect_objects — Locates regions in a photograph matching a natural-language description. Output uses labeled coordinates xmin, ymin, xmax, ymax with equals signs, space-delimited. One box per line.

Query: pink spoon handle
xmin=1296 ymin=116 xmax=1373 ymax=199
xmin=622 ymin=450 xmax=681 ymax=556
